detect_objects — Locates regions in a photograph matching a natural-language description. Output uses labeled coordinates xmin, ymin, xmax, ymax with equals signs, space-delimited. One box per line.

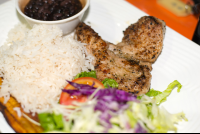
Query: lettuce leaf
xmin=146 ymin=89 xmax=162 ymax=97
xmin=154 ymin=80 xmax=182 ymax=105
xmin=74 ymin=71 xmax=119 ymax=89
xmin=39 ymin=112 xmax=64 ymax=132
xmin=140 ymin=80 xmax=182 ymax=105
xmin=74 ymin=70 xmax=96 ymax=79
xmin=102 ymin=78 xmax=119 ymax=88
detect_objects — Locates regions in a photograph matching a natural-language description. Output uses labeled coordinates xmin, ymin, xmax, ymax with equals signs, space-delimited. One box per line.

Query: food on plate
xmin=0 ymin=24 xmax=94 ymax=114
xmin=144 ymin=80 xmax=182 ymax=105
xmin=108 ymin=16 xmax=166 ymax=63
xmin=64 ymin=77 xmax=105 ymax=89
xmin=24 ymin=0 xmax=82 ymax=21
xmin=102 ymin=78 xmax=119 ymax=88
xmin=74 ymin=70 xmax=119 ymax=88
xmin=75 ymin=16 xmax=166 ymax=96
xmin=0 ymin=15 xmax=184 ymax=133
xmin=0 ymin=78 xmax=43 ymax=133
xmin=60 ymin=77 xmax=104 ymax=105
xmin=38 ymin=79 xmax=187 ymax=133
xmin=0 ymin=96 xmax=43 ymax=133
xmin=74 ymin=70 xmax=97 ymax=79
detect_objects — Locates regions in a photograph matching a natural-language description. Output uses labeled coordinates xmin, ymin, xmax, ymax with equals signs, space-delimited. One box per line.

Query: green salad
xmin=37 ymin=71 xmax=187 ymax=133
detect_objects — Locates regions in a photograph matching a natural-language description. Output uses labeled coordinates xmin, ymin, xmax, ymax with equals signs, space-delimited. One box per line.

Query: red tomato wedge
xmin=60 ymin=77 xmax=105 ymax=105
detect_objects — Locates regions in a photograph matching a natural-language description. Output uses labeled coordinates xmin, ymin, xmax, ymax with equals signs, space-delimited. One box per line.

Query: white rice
xmin=13 ymin=107 xmax=22 ymax=118
xmin=0 ymin=24 xmax=94 ymax=114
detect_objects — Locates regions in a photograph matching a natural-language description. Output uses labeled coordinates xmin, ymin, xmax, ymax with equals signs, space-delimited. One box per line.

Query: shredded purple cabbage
xmin=62 ymin=81 xmax=97 ymax=96
xmin=62 ymin=81 xmax=138 ymax=102
xmin=62 ymin=80 xmax=139 ymax=131
xmin=135 ymin=123 xmax=147 ymax=133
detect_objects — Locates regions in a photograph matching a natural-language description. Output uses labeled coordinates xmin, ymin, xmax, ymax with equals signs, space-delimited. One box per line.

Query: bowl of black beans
xmin=16 ymin=0 xmax=90 ymax=35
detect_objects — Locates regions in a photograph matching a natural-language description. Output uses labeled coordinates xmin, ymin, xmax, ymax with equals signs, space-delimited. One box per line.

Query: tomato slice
xmin=60 ymin=77 xmax=104 ymax=105
xmin=60 ymin=93 xmax=88 ymax=106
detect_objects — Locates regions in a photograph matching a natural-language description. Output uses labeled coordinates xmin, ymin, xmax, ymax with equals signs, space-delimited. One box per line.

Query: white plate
xmin=1 ymin=0 xmax=200 ymax=133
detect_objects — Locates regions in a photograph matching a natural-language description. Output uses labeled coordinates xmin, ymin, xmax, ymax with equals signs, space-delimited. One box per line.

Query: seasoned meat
xmin=75 ymin=22 xmax=152 ymax=95
xmin=108 ymin=16 xmax=166 ymax=63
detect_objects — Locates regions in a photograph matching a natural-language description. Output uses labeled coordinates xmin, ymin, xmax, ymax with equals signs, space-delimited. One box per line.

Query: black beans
xmin=24 ymin=0 xmax=82 ymax=21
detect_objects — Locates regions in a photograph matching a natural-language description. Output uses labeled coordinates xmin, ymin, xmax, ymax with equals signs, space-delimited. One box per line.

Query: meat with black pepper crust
xmin=75 ymin=22 xmax=152 ymax=95
xmin=109 ymin=16 xmax=166 ymax=63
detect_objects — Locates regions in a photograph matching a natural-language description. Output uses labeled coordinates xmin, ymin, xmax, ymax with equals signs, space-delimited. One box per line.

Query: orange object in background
xmin=126 ymin=0 xmax=198 ymax=40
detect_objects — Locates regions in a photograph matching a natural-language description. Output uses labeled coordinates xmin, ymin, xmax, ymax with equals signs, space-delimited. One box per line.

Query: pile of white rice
xmin=0 ymin=24 xmax=94 ymax=114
